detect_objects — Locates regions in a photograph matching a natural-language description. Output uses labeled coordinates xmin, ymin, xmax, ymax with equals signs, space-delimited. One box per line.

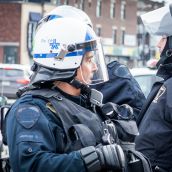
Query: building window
xmin=74 ymin=0 xmax=78 ymax=7
xmin=88 ymin=0 xmax=92 ymax=8
xmin=96 ymin=26 xmax=101 ymax=37
xmin=121 ymin=28 xmax=125 ymax=45
xmin=121 ymin=1 xmax=126 ymax=20
xmin=64 ymin=0 xmax=69 ymax=5
xmin=4 ymin=46 xmax=18 ymax=64
xmin=27 ymin=12 xmax=41 ymax=58
xmin=96 ymin=0 xmax=102 ymax=17
xmin=57 ymin=0 xmax=61 ymax=5
xmin=112 ymin=27 xmax=117 ymax=44
xmin=110 ymin=0 xmax=116 ymax=19
xmin=79 ymin=0 xmax=85 ymax=10
xmin=53 ymin=0 xmax=61 ymax=5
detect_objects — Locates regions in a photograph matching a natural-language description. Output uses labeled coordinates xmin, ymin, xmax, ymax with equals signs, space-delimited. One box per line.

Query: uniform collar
xmin=53 ymin=87 xmax=90 ymax=108
xmin=157 ymin=63 xmax=172 ymax=80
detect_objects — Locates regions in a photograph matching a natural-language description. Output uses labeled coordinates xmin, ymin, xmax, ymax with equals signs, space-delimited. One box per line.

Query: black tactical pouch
xmin=112 ymin=119 xmax=152 ymax=172
xmin=68 ymin=124 xmax=97 ymax=150
xmin=113 ymin=120 xmax=139 ymax=142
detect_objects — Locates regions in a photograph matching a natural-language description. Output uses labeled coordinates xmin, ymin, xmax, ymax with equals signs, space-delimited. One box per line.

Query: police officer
xmin=5 ymin=16 xmax=127 ymax=172
xmin=135 ymin=3 xmax=172 ymax=172
xmin=38 ymin=5 xmax=146 ymax=121
xmin=93 ymin=60 xmax=146 ymax=120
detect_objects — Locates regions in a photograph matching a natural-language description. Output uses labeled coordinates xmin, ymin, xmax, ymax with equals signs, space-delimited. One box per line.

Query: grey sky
xmin=152 ymin=0 xmax=170 ymax=3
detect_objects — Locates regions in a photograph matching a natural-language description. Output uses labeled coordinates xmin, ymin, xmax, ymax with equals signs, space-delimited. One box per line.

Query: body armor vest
xmin=21 ymin=88 xmax=152 ymax=172
xmin=23 ymin=88 xmax=104 ymax=152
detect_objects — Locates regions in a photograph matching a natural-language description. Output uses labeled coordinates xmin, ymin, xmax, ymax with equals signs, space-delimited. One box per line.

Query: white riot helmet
xmin=141 ymin=3 xmax=172 ymax=36
xmin=140 ymin=3 xmax=172 ymax=68
xmin=31 ymin=17 xmax=108 ymax=86
xmin=36 ymin=5 xmax=93 ymax=33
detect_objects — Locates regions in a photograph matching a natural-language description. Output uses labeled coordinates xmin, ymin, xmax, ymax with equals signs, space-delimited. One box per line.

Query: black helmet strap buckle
xmin=70 ymin=79 xmax=91 ymax=96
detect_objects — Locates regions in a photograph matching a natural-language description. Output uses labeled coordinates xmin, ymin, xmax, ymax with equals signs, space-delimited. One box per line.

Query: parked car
xmin=0 ymin=96 xmax=7 ymax=107
xmin=130 ymin=67 xmax=162 ymax=97
xmin=0 ymin=64 xmax=31 ymax=99
xmin=0 ymin=95 xmax=10 ymax=171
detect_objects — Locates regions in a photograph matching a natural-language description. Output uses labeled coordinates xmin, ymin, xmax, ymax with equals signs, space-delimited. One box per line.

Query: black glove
xmin=80 ymin=144 xmax=125 ymax=172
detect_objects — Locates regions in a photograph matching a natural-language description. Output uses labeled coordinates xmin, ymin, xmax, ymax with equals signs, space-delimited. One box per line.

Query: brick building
xmin=0 ymin=0 xmax=138 ymax=66
xmin=86 ymin=0 xmax=138 ymax=66
xmin=0 ymin=3 xmax=21 ymax=64
xmin=137 ymin=0 xmax=164 ymax=65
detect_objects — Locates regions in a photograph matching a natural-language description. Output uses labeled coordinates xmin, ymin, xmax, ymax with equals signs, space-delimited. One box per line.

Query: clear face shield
xmin=77 ymin=38 xmax=109 ymax=85
xmin=141 ymin=4 xmax=172 ymax=36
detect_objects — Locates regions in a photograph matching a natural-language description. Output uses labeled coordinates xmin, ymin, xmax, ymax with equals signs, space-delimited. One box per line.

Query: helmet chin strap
xmin=70 ymin=65 xmax=92 ymax=96
xmin=69 ymin=69 xmax=104 ymax=111
xmin=70 ymin=79 xmax=91 ymax=96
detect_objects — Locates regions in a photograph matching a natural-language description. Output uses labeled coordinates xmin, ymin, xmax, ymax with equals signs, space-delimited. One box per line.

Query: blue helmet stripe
xmin=85 ymin=29 xmax=94 ymax=41
xmin=48 ymin=15 xmax=62 ymax=21
xmin=34 ymin=51 xmax=83 ymax=58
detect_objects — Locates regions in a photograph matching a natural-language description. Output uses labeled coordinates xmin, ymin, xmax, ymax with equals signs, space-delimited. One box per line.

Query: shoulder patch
xmin=113 ymin=64 xmax=131 ymax=79
xmin=16 ymin=105 xmax=40 ymax=129
xmin=107 ymin=60 xmax=118 ymax=68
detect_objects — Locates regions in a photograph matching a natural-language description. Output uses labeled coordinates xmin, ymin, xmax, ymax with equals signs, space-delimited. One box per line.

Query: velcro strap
xmin=80 ymin=146 xmax=101 ymax=172
xmin=69 ymin=124 xmax=96 ymax=147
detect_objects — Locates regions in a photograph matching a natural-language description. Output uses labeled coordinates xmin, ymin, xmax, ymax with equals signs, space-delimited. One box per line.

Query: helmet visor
xmin=141 ymin=4 xmax=172 ymax=36
xmin=79 ymin=38 xmax=109 ymax=85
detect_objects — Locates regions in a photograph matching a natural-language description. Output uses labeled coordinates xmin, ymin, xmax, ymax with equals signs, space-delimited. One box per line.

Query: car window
xmin=0 ymin=68 xmax=24 ymax=77
xmin=134 ymin=75 xmax=157 ymax=97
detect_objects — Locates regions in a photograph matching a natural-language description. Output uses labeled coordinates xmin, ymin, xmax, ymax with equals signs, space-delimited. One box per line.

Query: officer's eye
xmin=88 ymin=57 xmax=93 ymax=63
xmin=85 ymin=56 xmax=94 ymax=63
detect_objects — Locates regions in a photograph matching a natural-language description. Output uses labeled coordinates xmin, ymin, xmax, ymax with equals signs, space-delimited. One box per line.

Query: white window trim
xmin=121 ymin=0 xmax=126 ymax=20
xmin=112 ymin=26 xmax=117 ymax=44
xmin=121 ymin=27 xmax=126 ymax=45
xmin=110 ymin=0 xmax=116 ymax=19
xmin=96 ymin=0 xmax=102 ymax=18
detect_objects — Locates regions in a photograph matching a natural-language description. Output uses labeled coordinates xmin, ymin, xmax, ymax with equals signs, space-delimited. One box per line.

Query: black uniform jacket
xmin=135 ymin=63 xmax=172 ymax=171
